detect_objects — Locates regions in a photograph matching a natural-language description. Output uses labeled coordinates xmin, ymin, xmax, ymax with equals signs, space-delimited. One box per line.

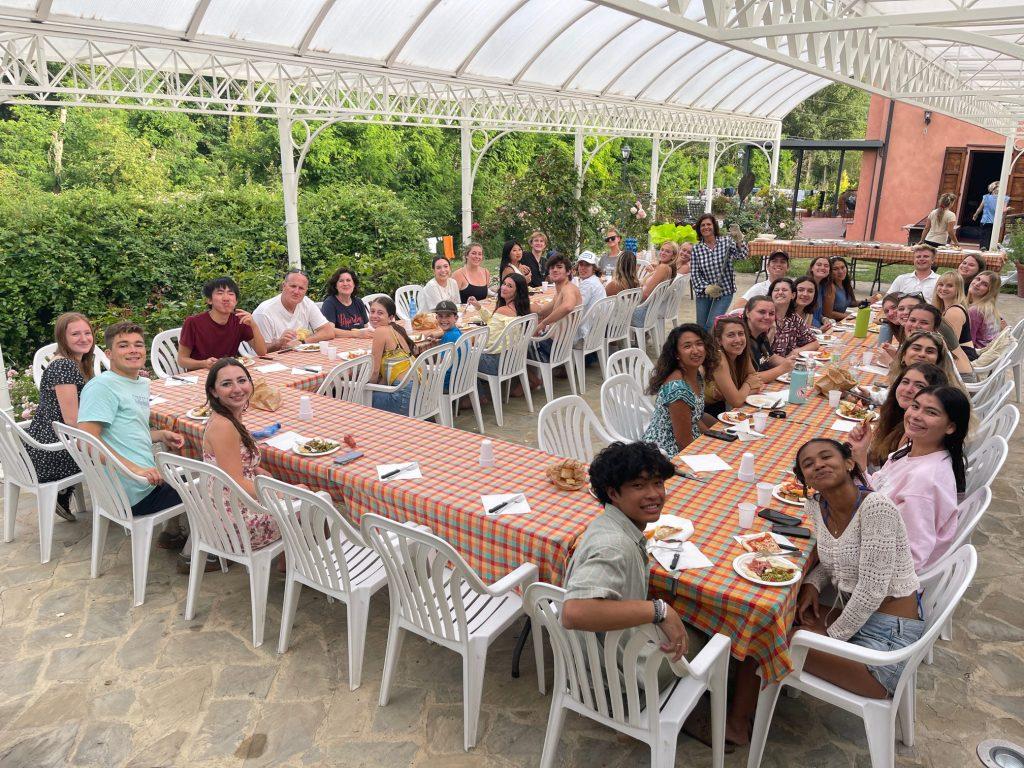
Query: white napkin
xmin=829 ymin=419 xmax=857 ymax=433
xmin=481 ymin=493 xmax=531 ymax=516
xmin=649 ymin=542 xmax=713 ymax=571
xmin=292 ymin=365 xmax=323 ymax=376
xmin=681 ymin=454 xmax=731 ymax=473
xmin=255 ymin=362 xmax=288 ymax=373
xmin=163 ymin=375 xmax=198 ymax=386
xmin=148 ymin=395 xmax=168 ymax=406
xmin=856 ymin=364 xmax=889 ymax=377
xmin=376 ymin=462 xmax=422 ymax=481
xmin=264 ymin=430 xmax=303 ymax=450
xmin=726 ymin=422 xmax=766 ymax=442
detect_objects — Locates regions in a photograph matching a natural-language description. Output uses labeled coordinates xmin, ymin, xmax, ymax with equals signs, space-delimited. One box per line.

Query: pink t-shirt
xmin=867 ymin=450 xmax=958 ymax=572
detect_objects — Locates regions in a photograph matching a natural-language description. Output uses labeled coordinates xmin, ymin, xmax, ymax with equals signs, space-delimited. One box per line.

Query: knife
xmin=674 ymin=469 xmax=708 ymax=483
xmin=487 ymin=494 xmax=524 ymax=514
xmin=297 ymin=365 xmax=321 ymax=374
xmin=169 ymin=374 xmax=191 ymax=383
xmin=380 ymin=463 xmax=417 ymax=480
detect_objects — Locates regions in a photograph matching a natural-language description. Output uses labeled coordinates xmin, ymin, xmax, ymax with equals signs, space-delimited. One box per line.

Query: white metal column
xmin=574 ymin=130 xmax=584 ymax=254
xmin=277 ymin=113 xmax=301 ymax=268
xmin=461 ymin=123 xmax=473 ymax=245
xmin=649 ymin=136 xmax=661 ymax=220
xmin=991 ymin=132 xmax=1014 ymax=251
xmin=704 ymin=138 xmax=717 ymax=214
xmin=0 ymin=341 xmax=12 ymax=416
xmin=770 ymin=123 xmax=782 ymax=188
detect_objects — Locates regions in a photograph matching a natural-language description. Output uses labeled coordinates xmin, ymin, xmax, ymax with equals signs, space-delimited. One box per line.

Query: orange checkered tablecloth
xmin=148 ymin=328 xmax=889 ymax=683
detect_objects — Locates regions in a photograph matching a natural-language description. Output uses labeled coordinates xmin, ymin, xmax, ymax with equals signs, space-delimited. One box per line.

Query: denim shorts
xmin=847 ymin=612 xmax=925 ymax=695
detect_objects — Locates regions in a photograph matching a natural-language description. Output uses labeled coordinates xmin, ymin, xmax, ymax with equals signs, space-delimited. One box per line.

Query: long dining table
xmin=147 ymin=315 xmax=886 ymax=684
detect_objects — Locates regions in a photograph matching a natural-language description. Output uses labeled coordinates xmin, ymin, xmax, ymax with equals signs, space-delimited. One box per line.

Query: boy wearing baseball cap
xmin=429 ymin=300 xmax=463 ymax=389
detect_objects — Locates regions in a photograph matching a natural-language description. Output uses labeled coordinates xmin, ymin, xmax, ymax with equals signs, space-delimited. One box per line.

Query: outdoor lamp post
xmin=620 ymin=143 xmax=632 ymax=185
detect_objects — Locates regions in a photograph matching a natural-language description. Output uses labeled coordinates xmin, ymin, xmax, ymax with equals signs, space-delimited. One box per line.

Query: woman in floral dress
xmin=643 ymin=323 xmax=715 ymax=456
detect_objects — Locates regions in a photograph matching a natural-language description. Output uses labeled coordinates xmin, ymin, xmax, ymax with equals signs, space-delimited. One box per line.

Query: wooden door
xmin=1000 ymin=159 xmax=1024 ymax=239
xmin=937 ymin=147 xmax=966 ymax=213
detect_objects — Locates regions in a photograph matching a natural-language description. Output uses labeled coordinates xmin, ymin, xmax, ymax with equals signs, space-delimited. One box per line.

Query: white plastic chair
xmin=528 ymin=306 xmax=583 ymax=402
xmin=967 ymin=403 xmax=1019 ymax=454
xmin=361 ymin=293 xmax=388 ymax=314
xmin=606 ymin=288 xmax=642 ymax=350
xmin=1006 ymin=330 xmax=1024 ymax=402
xmin=526 ymin=582 xmax=731 ymax=768
xmin=255 ymin=476 xmax=389 ymax=690
xmin=53 ymin=424 xmax=182 ymax=605
xmin=1 ymin=412 xmax=85 ymax=564
xmin=477 ymin=313 xmax=537 ymax=427
xmin=394 ymin=284 xmax=424 ymax=321
xmin=360 ymin=513 xmax=543 ymax=751
xmin=366 ymin=343 xmax=454 ymax=422
xmin=963 ymin=344 xmax=1014 ymax=394
xmin=31 ymin=344 xmax=109 ymax=388
xmin=972 ymin=379 xmax=1014 ymax=423
xmin=746 ymin=545 xmax=978 ymax=768
xmin=964 ymin=435 xmax=1008 ymax=497
xmin=608 ymin=347 xmax=654 ymax=385
xmin=537 ymin=395 xmax=616 ymax=463
xmin=156 ymin=453 xmax=285 ymax=647
xmin=572 ymin=296 xmax=615 ymax=393
xmin=150 ymin=328 xmax=185 ymax=380
xmin=441 ymin=326 xmax=488 ymax=433
xmin=631 ymin=281 xmax=672 ymax=352
xmin=659 ymin=274 xmax=687 ymax=333
xmin=316 ymin=355 xmax=373 ymax=406
xmin=600 ymin=374 xmax=654 ymax=442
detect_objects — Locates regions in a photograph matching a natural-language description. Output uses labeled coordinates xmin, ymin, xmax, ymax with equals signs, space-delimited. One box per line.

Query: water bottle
xmin=409 ymin=297 xmax=418 ymax=317
xmin=788 ymin=360 xmax=809 ymax=405
xmin=853 ymin=300 xmax=871 ymax=339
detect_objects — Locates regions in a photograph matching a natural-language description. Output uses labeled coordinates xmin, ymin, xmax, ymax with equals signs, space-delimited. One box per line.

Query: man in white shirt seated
xmin=575 ymin=251 xmax=606 ymax=340
xmin=252 ymin=269 xmax=335 ymax=352
xmin=731 ymin=250 xmax=790 ymax=309
xmin=888 ymin=244 xmax=940 ymax=302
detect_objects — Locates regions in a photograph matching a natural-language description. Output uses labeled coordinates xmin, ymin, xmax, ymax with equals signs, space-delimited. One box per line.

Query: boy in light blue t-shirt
xmin=429 ymin=301 xmax=463 ymax=390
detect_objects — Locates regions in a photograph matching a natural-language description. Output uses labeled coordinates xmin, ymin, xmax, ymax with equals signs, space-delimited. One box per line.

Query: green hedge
xmin=0 ymin=183 xmax=430 ymax=364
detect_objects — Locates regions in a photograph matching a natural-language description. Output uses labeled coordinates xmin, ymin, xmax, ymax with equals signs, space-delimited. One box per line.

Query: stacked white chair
xmin=54 ymin=424 xmax=182 ymax=605
xmin=526 ymin=582 xmax=731 ymax=768
xmin=607 ymin=348 xmax=654 ymax=385
xmin=964 ymin=436 xmax=1008 ymax=497
xmin=150 ymin=328 xmax=186 ymax=380
xmin=32 ymin=343 xmax=109 ymax=388
xmin=572 ymin=296 xmax=616 ymax=392
xmin=528 ymin=307 xmax=583 ymax=402
xmin=394 ymin=284 xmax=424 ymax=321
xmin=1 ymin=412 xmax=85 ymax=564
xmin=477 ymin=314 xmax=537 ymax=427
xmin=1005 ymin=329 xmax=1024 ymax=402
xmin=630 ymin=281 xmax=672 ymax=352
xmin=156 ymin=453 xmax=285 ymax=647
xmin=366 ymin=343 xmax=454 ymax=422
xmin=316 ymin=354 xmax=373 ymax=406
xmin=972 ymin=379 xmax=1014 ymax=423
xmin=441 ymin=326 xmax=488 ymax=433
xmin=605 ymin=288 xmax=642 ymax=350
xmin=967 ymin=403 xmax=1019 ymax=454
xmin=600 ymin=374 xmax=654 ymax=443
xmin=746 ymin=545 xmax=978 ymax=768
xmin=360 ymin=513 xmax=543 ymax=751
xmin=537 ymin=395 xmax=616 ymax=463
xmin=255 ymin=476 xmax=389 ymax=690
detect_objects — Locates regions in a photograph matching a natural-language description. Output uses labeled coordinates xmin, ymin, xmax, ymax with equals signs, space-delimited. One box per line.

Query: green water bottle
xmin=853 ymin=301 xmax=871 ymax=339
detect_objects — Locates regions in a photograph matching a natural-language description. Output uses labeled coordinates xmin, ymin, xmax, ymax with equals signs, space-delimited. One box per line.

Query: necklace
xmin=819 ymin=485 xmax=868 ymax=538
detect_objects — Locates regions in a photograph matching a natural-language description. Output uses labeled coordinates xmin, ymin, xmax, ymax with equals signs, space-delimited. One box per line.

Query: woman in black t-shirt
xmin=322 ymin=267 xmax=372 ymax=339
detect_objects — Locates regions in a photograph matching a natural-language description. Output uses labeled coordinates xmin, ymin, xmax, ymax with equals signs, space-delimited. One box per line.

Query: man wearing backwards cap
xmin=427 ymin=300 xmax=463 ymax=389
xmin=575 ymin=251 xmax=606 ymax=341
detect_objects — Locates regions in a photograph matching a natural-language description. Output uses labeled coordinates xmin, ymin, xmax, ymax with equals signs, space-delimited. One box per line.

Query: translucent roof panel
xmin=50 ymin=0 xmax=194 ymax=32
xmin=197 ymin=0 xmax=325 ymax=49
xmin=308 ymin=0 xmax=438 ymax=62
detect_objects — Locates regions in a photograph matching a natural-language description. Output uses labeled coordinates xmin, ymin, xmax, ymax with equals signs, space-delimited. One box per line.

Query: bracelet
xmin=652 ymin=599 xmax=666 ymax=625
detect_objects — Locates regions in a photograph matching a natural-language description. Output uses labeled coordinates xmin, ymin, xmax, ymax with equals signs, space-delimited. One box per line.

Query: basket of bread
xmin=812 ymin=364 xmax=857 ymax=397
xmin=411 ymin=313 xmax=440 ymax=332
xmin=545 ymin=459 xmax=588 ymax=491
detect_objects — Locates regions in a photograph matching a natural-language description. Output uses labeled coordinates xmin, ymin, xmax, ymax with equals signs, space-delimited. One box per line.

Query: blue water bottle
xmin=788 ymin=360 xmax=809 ymax=405
xmin=409 ymin=297 xmax=418 ymax=317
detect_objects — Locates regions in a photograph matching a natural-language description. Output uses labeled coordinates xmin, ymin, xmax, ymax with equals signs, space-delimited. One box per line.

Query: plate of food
xmin=733 ymin=553 xmax=801 ymax=587
xmin=643 ymin=514 xmax=694 ymax=544
xmin=294 ymin=343 xmax=321 ymax=352
xmin=338 ymin=349 xmax=370 ymax=360
xmin=719 ymin=409 xmax=753 ymax=426
xmin=835 ymin=400 xmax=878 ymax=422
xmin=185 ymin=403 xmax=212 ymax=421
xmin=736 ymin=531 xmax=791 ymax=556
xmin=867 ymin=323 xmax=881 ymax=333
xmin=293 ymin=437 xmax=342 ymax=457
xmin=777 ymin=371 xmax=791 ymax=384
xmin=238 ymin=356 xmax=258 ymax=367
xmin=746 ymin=393 xmax=782 ymax=409
xmin=773 ymin=478 xmax=815 ymax=506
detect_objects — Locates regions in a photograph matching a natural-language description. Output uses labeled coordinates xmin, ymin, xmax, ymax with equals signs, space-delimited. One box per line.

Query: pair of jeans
xmin=371 ymin=382 xmax=413 ymax=415
xmin=695 ymin=293 xmax=734 ymax=331
xmin=847 ymin=611 xmax=925 ymax=695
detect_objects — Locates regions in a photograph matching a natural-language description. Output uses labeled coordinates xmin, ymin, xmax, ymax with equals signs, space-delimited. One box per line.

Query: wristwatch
xmin=652 ymin=598 xmax=667 ymax=625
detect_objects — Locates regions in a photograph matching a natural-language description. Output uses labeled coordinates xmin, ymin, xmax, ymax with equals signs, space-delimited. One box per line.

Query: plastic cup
xmin=756 ymin=482 xmax=773 ymax=507
xmin=738 ymin=502 xmax=757 ymax=529
xmin=828 ymin=390 xmax=842 ymax=408
xmin=318 ymin=341 xmax=330 ymax=355
xmin=752 ymin=411 xmax=769 ymax=432
xmin=326 ymin=346 xmax=338 ymax=361
xmin=861 ymin=350 xmax=874 ymax=367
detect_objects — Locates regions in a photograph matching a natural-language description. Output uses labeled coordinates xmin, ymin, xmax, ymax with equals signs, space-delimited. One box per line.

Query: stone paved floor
xmin=2 ymin=275 xmax=1022 ymax=768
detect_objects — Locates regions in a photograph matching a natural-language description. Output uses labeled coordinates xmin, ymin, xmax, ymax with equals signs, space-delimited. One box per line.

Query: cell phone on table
xmin=771 ymin=524 xmax=812 ymax=539
xmin=704 ymin=429 xmax=738 ymax=442
xmin=333 ymin=450 xmax=364 ymax=465
xmin=758 ymin=508 xmax=802 ymax=526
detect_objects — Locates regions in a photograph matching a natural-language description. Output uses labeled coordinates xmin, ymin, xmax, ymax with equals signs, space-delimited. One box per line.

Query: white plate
xmin=777 ymin=372 xmax=791 ymax=384
xmin=644 ymin=515 xmax=694 ymax=544
xmin=293 ymin=440 xmax=342 ymax=457
xmin=834 ymin=406 xmax=878 ymax=423
xmin=294 ymin=343 xmax=321 ymax=352
xmin=772 ymin=484 xmax=807 ymax=507
xmin=720 ymin=410 xmax=754 ymax=426
xmin=745 ymin=394 xmax=780 ymax=409
xmin=732 ymin=552 xmax=801 ymax=587
xmin=185 ymin=407 xmax=211 ymax=422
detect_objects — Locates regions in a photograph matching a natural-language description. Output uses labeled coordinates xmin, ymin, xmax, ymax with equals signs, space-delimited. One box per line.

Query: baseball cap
xmin=577 ymin=251 xmax=599 ymax=266
xmin=434 ymin=300 xmax=459 ymax=315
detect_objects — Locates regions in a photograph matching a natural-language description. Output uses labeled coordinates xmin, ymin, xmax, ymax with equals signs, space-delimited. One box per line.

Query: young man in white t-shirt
xmin=888 ymin=245 xmax=940 ymax=302
xmin=252 ymin=269 xmax=334 ymax=352
xmin=731 ymin=250 xmax=790 ymax=309
xmin=574 ymin=251 xmax=606 ymax=340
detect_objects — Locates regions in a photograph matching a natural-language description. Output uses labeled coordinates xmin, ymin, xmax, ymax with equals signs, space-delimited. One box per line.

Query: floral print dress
xmin=203 ymin=438 xmax=280 ymax=550
xmin=642 ymin=375 xmax=704 ymax=456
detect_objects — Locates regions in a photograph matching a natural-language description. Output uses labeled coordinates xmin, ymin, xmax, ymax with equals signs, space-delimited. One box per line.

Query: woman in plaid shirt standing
xmin=691 ymin=214 xmax=749 ymax=330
